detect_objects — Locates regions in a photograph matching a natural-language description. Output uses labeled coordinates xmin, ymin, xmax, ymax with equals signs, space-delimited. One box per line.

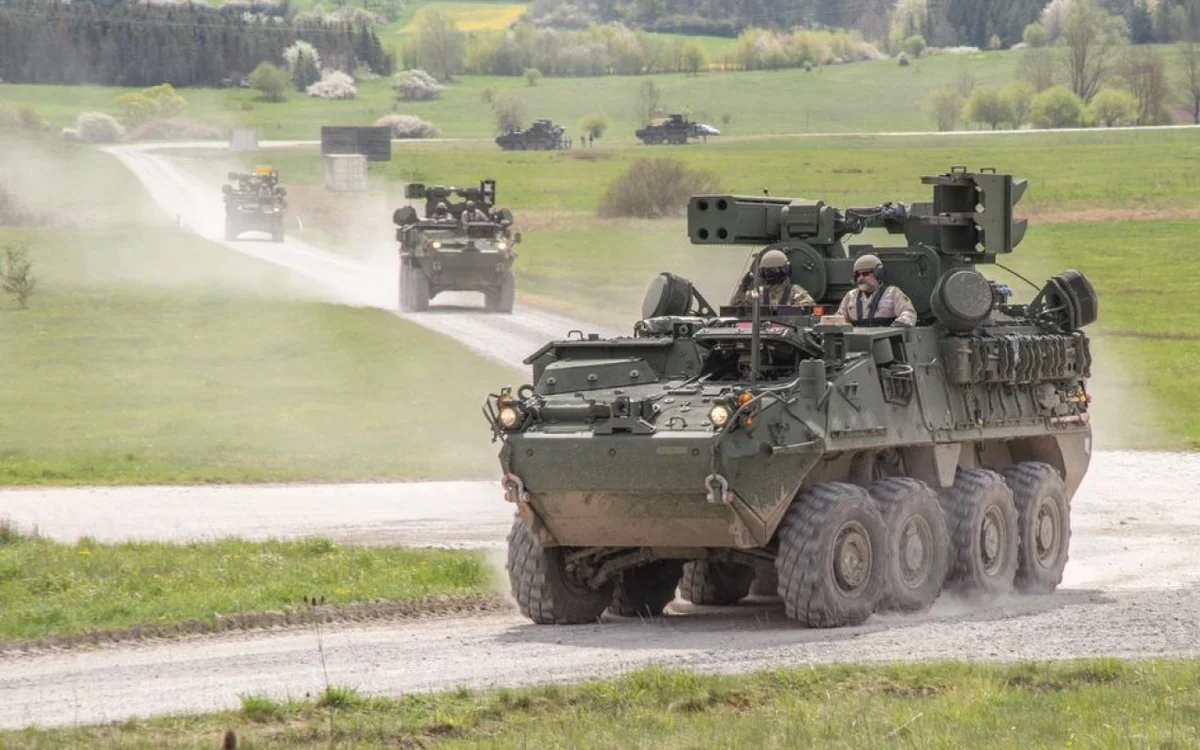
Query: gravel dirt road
xmin=2 ymin=451 xmax=1198 ymax=729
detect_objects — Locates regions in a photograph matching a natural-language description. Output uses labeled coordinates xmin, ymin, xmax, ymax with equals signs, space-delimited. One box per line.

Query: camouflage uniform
xmin=732 ymin=282 xmax=815 ymax=308
xmin=837 ymin=285 xmax=917 ymax=327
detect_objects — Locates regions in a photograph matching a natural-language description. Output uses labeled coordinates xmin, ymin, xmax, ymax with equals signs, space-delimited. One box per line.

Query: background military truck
xmin=222 ymin=165 xmax=287 ymax=242
xmin=394 ymin=179 xmax=521 ymax=313
xmin=486 ymin=167 xmax=1097 ymax=628
xmin=495 ymin=119 xmax=571 ymax=151
xmin=635 ymin=114 xmax=720 ymax=145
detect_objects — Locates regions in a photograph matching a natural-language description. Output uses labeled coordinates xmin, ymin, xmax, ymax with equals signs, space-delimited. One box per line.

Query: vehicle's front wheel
xmin=506 ymin=516 xmax=613 ymax=625
xmin=775 ymin=483 xmax=888 ymax=627
xmin=942 ymin=468 xmax=1019 ymax=597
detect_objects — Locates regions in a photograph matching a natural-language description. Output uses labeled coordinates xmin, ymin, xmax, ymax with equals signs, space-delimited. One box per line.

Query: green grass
xmin=0 ymin=135 xmax=513 ymax=485
xmin=7 ymin=660 xmax=1200 ymax=746
xmin=0 ymin=48 xmax=1045 ymax=139
xmin=0 ymin=528 xmax=490 ymax=640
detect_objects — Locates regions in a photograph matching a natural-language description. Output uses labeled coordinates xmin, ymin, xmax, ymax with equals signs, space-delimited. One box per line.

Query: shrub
xmin=963 ymin=86 xmax=1015 ymax=129
xmin=1006 ymin=80 xmax=1037 ymax=126
xmin=903 ymin=34 xmax=926 ymax=57
xmin=1 ymin=244 xmax=36 ymax=309
xmin=597 ymin=158 xmax=721 ymax=219
xmin=924 ymin=86 xmax=964 ymax=131
xmin=493 ymin=97 xmax=525 ymax=134
xmin=480 ymin=87 xmax=495 ymax=104
xmin=898 ymin=52 xmax=911 ymax=66
xmin=523 ymin=67 xmax=542 ymax=87
xmin=15 ymin=104 xmax=45 ymax=131
xmin=249 ymin=62 xmax=288 ymax=102
xmin=374 ymin=114 xmax=440 ymax=138
xmin=1031 ymin=85 xmax=1087 ymax=128
xmin=66 ymin=111 xmax=124 ymax=143
xmin=307 ymin=70 xmax=357 ymax=99
xmin=1023 ymin=22 xmax=1048 ymax=47
xmin=393 ymin=69 xmax=444 ymax=101
xmin=127 ymin=118 xmax=223 ymax=141
xmin=1088 ymin=87 xmax=1138 ymax=126
xmin=114 ymin=85 xmax=187 ymax=128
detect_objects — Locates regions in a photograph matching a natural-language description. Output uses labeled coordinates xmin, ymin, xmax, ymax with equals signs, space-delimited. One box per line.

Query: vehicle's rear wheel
xmin=869 ymin=477 xmax=950 ymax=613
xmin=678 ymin=561 xmax=754 ymax=605
xmin=491 ymin=271 xmax=515 ymax=313
xmin=942 ymin=468 xmax=1019 ymax=597
xmin=775 ymin=482 xmax=887 ymax=627
xmin=272 ymin=223 xmax=284 ymax=242
xmin=1003 ymin=462 xmax=1071 ymax=594
xmin=224 ymin=219 xmax=236 ymax=241
xmin=749 ymin=567 xmax=779 ymax=598
xmin=507 ymin=516 xmax=613 ymax=625
xmin=608 ymin=560 xmax=683 ymax=617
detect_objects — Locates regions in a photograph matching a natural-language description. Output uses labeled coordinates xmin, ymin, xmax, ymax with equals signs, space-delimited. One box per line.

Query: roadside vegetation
xmin=8 ymin=660 xmax=1200 ymax=747
xmin=0 ymin=523 xmax=491 ymax=641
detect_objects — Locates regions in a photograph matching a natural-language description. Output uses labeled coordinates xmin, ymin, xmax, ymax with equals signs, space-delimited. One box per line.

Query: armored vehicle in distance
xmin=222 ymin=165 xmax=287 ymax=242
xmin=496 ymin=119 xmax=570 ymax=151
xmin=394 ymin=179 xmax=521 ymax=313
xmin=635 ymin=114 xmax=720 ymax=145
xmin=486 ymin=167 xmax=1097 ymax=627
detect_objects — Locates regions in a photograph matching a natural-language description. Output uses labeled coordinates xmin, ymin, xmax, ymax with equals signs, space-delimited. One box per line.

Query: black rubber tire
xmin=678 ymin=561 xmax=754 ymax=605
xmin=941 ymin=468 xmax=1019 ymax=597
xmin=775 ymin=482 xmax=888 ymax=628
xmin=411 ymin=268 xmax=431 ymax=312
xmin=1003 ymin=462 xmax=1071 ymax=594
xmin=506 ymin=515 xmax=613 ymax=625
xmin=869 ymin=477 xmax=950 ymax=613
xmin=398 ymin=261 xmax=414 ymax=312
xmin=608 ymin=560 xmax=683 ymax=617
xmin=494 ymin=271 xmax=515 ymax=313
xmin=224 ymin=220 xmax=236 ymax=241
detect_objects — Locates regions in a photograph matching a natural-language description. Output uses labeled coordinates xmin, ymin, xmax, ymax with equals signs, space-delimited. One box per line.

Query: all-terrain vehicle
xmin=394 ymin=179 xmax=521 ymax=313
xmin=635 ymin=114 xmax=720 ymax=145
xmin=495 ymin=119 xmax=570 ymax=151
xmin=222 ymin=166 xmax=287 ymax=242
xmin=486 ymin=167 xmax=1097 ymax=627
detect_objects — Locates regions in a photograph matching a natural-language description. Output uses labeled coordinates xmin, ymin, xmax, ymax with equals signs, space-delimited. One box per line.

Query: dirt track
xmin=2 ymin=451 xmax=1199 ymax=729
xmin=2 ymin=143 xmax=1195 ymax=731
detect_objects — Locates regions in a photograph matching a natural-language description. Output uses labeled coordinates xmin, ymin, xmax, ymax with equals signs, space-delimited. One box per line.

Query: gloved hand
xmin=738 ymin=272 xmax=753 ymax=290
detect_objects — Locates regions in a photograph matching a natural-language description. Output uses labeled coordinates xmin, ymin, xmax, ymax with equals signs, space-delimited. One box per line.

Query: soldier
xmin=837 ymin=254 xmax=917 ymax=327
xmin=731 ymin=249 xmax=815 ymax=308
xmin=463 ymin=201 xmax=489 ymax=222
xmin=432 ymin=201 xmax=453 ymax=223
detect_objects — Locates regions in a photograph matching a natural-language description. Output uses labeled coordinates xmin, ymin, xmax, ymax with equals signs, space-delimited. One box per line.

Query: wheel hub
xmin=980 ymin=506 xmax=1007 ymax=575
xmin=1035 ymin=499 xmax=1061 ymax=564
xmin=833 ymin=521 xmax=872 ymax=595
xmin=899 ymin=516 xmax=933 ymax=588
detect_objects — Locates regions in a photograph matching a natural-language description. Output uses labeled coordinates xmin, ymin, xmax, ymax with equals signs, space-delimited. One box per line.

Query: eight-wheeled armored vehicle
xmin=394 ymin=179 xmax=521 ymax=313
xmin=486 ymin=167 xmax=1097 ymax=627
xmin=222 ymin=165 xmax=287 ymax=242
xmin=635 ymin=114 xmax=720 ymax=145
xmin=496 ymin=119 xmax=570 ymax=151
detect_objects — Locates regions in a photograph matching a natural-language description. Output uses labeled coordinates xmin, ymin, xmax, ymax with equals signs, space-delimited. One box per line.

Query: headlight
xmin=497 ymin=241 xmax=509 ymax=251
xmin=430 ymin=241 xmax=442 ymax=249
xmin=498 ymin=406 xmax=521 ymax=429
xmin=708 ymin=404 xmax=730 ymax=428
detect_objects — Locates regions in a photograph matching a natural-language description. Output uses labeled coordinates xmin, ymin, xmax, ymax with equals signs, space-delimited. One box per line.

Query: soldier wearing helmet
xmin=432 ymin=201 xmax=453 ymax=223
xmin=463 ymin=201 xmax=489 ymax=223
xmin=731 ymin=249 xmax=815 ymax=309
xmin=837 ymin=253 xmax=917 ymax=327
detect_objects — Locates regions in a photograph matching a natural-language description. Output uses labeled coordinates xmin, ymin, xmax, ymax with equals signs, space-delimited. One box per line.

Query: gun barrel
xmin=687 ymin=194 xmax=794 ymax=245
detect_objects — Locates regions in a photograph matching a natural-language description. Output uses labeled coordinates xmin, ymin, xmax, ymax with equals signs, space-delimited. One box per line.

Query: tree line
xmin=0 ymin=1 xmax=390 ymax=87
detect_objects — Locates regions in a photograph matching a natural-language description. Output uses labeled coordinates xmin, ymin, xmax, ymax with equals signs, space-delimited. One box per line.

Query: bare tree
xmin=1179 ymin=27 xmax=1200 ymax=123
xmin=635 ymin=80 xmax=664 ymax=125
xmin=1018 ymin=47 xmax=1060 ymax=92
xmin=1063 ymin=0 xmax=1126 ymax=103
xmin=1124 ymin=45 xmax=1174 ymax=125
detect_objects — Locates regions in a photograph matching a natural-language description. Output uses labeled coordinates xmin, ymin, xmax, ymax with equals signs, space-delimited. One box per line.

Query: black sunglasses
xmin=854 ymin=270 xmax=874 ymax=278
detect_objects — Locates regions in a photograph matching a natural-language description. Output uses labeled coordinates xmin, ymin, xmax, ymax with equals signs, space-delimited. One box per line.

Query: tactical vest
xmin=854 ymin=285 xmax=896 ymax=327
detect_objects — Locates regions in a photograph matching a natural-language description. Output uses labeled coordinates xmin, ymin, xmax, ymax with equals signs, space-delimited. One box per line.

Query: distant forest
xmin=0 ymin=1 xmax=390 ymax=86
xmin=530 ymin=0 xmax=1200 ymax=48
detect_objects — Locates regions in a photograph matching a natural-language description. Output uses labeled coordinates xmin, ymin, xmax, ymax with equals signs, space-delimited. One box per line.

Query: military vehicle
xmin=222 ymin=165 xmax=287 ymax=242
xmin=485 ymin=167 xmax=1097 ymax=627
xmin=635 ymin=114 xmax=720 ymax=145
xmin=394 ymin=179 xmax=521 ymax=313
xmin=495 ymin=119 xmax=570 ymax=151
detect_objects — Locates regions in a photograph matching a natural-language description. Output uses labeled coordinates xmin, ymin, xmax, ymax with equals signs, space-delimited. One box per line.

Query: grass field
xmin=0 ymin=136 xmax=512 ymax=485
xmin=401 ymin=1 xmax=527 ymax=32
xmin=1 ymin=48 xmax=1037 ymax=140
xmin=210 ymin=129 xmax=1200 ymax=449
xmin=0 ymin=525 xmax=490 ymax=640
xmin=8 ymin=660 xmax=1200 ymax=746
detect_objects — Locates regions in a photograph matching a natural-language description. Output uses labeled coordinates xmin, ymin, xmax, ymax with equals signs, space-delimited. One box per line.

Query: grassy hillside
xmin=0 ymin=137 xmax=512 ymax=485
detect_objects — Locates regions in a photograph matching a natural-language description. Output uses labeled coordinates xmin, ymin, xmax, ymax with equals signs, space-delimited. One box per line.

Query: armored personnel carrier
xmin=495 ymin=119 xmax=570 ymax=151
xmin=635 ymin=114 xmax=720 ymax=145
xmin=222 ymin=165 xmax=287 ymax=242
xmin=486 ymin=167 xmax=1097 ymax=627
xmin=394 ymin=179 xmax=521 ymax=313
